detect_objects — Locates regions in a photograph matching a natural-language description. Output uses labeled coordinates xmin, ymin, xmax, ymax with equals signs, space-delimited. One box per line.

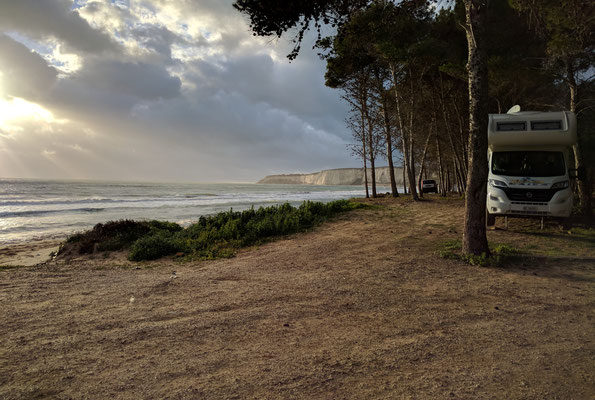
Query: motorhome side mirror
xmin=569 ymin=166 xmax=586 ymax=180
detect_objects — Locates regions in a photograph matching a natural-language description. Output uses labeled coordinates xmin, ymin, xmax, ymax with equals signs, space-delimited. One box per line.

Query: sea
xmin=0 ymin=179 xmax=387 ymax=245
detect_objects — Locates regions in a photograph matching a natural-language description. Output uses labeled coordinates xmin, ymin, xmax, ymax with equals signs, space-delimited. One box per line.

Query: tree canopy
xmin=234 ymin=0 xmax=595 ymax=255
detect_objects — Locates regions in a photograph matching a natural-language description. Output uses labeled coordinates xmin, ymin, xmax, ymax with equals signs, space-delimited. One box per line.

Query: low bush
xmin=128 ymin=231 xmax=182 ymax=261
xmin=172 ymin=199 xmax=361 ymax=260
xmin=59 ymin=219 xmax=184 ymax=256
xmin=61 ymin=200 xmax=363 ymax=261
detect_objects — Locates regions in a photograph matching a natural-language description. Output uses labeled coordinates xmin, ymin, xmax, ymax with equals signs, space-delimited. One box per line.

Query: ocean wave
xmin=0 ymin=195 xmax=219 ymax=207
xmin=0 ymin=192 xmax=366 ymax=217
xmin=0 ymin=198 xmax=117 ymax=206
xmin=185 ymin=193 xmax=218 ymax=198
xmin=0 ymin=207 xmax=106 ymax=218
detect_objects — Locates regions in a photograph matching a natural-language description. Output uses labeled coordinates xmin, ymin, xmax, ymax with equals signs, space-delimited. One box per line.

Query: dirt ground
xmin=1 ymin=197 xmax=594 ymax=399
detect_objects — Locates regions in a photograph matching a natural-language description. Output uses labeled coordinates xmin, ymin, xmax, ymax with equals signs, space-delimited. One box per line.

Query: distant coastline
xmin=258 ymin=167 xmax=404 ymax=186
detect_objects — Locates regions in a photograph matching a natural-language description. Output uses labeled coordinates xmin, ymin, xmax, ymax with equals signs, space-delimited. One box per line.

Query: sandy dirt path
xmin=1 ymin=198 xmax=593 ymax=399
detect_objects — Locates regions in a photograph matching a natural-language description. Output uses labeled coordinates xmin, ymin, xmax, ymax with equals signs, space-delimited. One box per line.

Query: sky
xmin=0 ymin=0 xmax=360 ymax=183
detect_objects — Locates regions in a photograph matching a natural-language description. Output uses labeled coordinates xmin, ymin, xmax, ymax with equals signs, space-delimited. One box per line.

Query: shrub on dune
xmin=61 ymin=200 xmax=363 ymax=261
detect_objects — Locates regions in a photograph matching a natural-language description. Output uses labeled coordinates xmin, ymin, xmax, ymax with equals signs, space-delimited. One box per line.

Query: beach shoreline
xmin=0 ymin=179 xmax=373 ymax=246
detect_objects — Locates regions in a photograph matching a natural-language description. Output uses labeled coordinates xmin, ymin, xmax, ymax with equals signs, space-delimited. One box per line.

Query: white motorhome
xmin=486 ymin=109 xmax=577 ymax=225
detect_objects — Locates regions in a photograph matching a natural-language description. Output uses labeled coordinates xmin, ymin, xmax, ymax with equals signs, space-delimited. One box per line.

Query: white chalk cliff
xmin=258 ymin=167 xmax=404 ymax=186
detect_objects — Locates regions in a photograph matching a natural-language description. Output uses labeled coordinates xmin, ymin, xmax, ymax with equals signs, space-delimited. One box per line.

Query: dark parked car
xmin=422 ymin=179 xmax=438 ymax=193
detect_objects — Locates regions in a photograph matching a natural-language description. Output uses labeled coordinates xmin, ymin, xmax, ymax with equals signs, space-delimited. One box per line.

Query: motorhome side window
xmin=531 ymin=120 xmax=562 ymax=130
xmin=491 ymin=151 xmax=565 ymax=177
xmin=496 ymin=122 xmax=526 ymax=131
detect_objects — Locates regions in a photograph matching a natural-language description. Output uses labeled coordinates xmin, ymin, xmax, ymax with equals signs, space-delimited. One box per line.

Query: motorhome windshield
xmin=491 ymin=151 xmax=565 ymax=177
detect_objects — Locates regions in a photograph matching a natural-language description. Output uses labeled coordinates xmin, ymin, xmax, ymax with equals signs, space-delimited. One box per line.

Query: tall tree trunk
xmin=402 ymin=163 xmax=407 ymax=194
xmin=430 ymin=96 xmax=446 ymax=197
xmin=567 ymin=61 xmax=592 ymax=216
xmin=360 ymin=105 xmax=369 ymax=199
xmin=390 ymin=63 xmax=415 ymax=199
xmin=417 ymin=131 xmax=432 ymax=197
xmin=362 ymin=95 xmax=377 ymax=198
xmin=462 ymin=0 xmax=490 ymax=256
xmin=452 ymin=99 xmax=469 ymax=178
xmin=368 ymin=129 xmax=377 ymax=198
xmin=454 ymin=157 xmax=464 ymax=196
xmin=407 ymin=69 xmax=419 ymax=200
xmin=434 ymin=120 xmax=445 ymax=196
xmin=401 ymin=128 xmax=413 ymax=197
xmin=381 ymin=94 xmax=398 ymax=197
xmin=453 ymin=159 xmax=462 ymax=195
xmin=446 ymin=163 xmax=452 ymax=193
xmin=407 ymin=119 xmax=419 ymax=199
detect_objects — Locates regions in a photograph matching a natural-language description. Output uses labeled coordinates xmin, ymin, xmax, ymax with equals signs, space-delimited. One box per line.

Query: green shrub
xmin=151 ymin=199 xmax=358 ymax=260
xmin=61 ymin=219 xmax=183 ymax=255
xmin=60 ymin=200 xmax=361 ymax=261
xmin=147 ymin=220 xmax=184 ymax=233
xmin=128 ymin=231 xmax=182 ymax=261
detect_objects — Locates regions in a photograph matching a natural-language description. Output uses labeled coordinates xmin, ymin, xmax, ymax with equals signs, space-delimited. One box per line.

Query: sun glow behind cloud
xmin=0 ymin=96 xmax=67 ymax=134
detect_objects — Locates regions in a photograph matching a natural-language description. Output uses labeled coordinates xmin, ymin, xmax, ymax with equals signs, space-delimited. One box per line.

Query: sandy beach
xmin=0 ymin=239 xmax=62 ymax=268
xmin=1 ymin=197 xmax=593 ymax=399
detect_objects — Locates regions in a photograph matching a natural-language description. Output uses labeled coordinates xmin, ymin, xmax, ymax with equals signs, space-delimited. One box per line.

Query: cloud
xmin=129 ymin=24 xmax=186 ymax=62
xmin=0 ymin=0 xmax=119 ymax=54
xmin=73 ymin=59 xmax=182 ymax=100
xmin=0 ymin=35 xmax=58 ymax=100
xmin=0 ymin=0 xmax=361 ymax=182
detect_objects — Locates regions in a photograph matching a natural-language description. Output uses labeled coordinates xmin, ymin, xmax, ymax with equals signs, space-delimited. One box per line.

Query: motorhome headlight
xmin=488 ymin=179 xmax=508 ymax=188
xmin=551 ymin=180 xmax=569 ymax=190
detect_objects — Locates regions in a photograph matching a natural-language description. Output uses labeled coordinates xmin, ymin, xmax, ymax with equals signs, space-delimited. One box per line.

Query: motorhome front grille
xmin=503 ymin=188 xmax=557 ymax=202
xmin=510 ymin=210 xmax=550 ymax=216
xmin=511 ymin=201 xmax=548 ymax=206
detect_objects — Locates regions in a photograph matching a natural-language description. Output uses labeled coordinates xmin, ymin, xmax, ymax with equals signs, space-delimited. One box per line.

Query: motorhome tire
xmin=559 ymin=217 xmax=572 ymax=231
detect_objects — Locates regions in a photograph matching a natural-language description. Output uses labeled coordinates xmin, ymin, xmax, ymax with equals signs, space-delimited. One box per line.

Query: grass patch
xmin=61 ymin=200 xmax=365 ymax=262
xmin=439 ymin=239 xmax=462 ymax=260
xmin=439 ymin=240 xmax=520 ymax=267
xmin=566 ymin=227 xmax=595 ymax=248
xmin=508 ymin=225 xmax=595 ymax=257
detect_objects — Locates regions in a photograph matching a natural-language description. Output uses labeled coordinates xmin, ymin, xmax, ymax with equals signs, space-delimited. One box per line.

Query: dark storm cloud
xmin=125 ymin=76 xmax=349 ymax=174
xmin=0 ymin=0 xmax=119 ymax=54
xmin=74 ymin=59 xmax=182 ymax=100
xmin=0 ymin=34 xmax=58 ymax=99
xmin=129 ymin=25 xmax=190 ymax=62
xmin=217 ymin=53 xmax=348 ymax=121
